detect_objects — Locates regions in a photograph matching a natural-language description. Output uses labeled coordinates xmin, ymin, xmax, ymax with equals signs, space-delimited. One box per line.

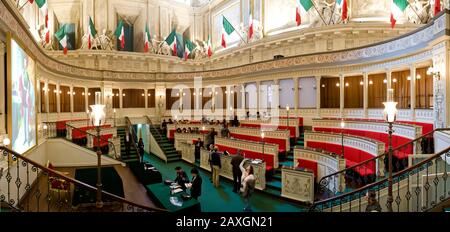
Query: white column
xmin=294 ymin=77 xmax=299 ymax=111
xmin=0 ymin=42 xmax=5 ymax=133
xmin=56 ymin=83 xmax=61 ymax=113
xmin=363 ymin=72 xmax=369 ymax=118
xmin=119 ymin=89 xmax=123 ymax=109
xmin=339 ymin=74 xmax=344 ymax=118
xmin=316 ymin=76 xmax=321 ymax=118
xmin=84 ymin=87 xmax=89 ymax=112
xmin=144 ymin=89 xmax=148 ymax=108
xmin=70 ymin=85 xmax=74 ymax=113
xmin=386 ymin=68 xmax=392 ymax=92
xmin=256 ymin=81 xmax=260 ymax=112
xmin=241 ymin=84 xmax=246 ymax=111
xmin=410 ymin=65 xmax=417 ymax=121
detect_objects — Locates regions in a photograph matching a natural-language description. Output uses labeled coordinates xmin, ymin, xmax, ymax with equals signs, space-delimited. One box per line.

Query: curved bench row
xmin=228 ymin=127 xmax=290 ymax=154
xmin=304 ymin=131 xmax=385 ymax=177
xmin=239 ymin=118 xmax=302 ymax=138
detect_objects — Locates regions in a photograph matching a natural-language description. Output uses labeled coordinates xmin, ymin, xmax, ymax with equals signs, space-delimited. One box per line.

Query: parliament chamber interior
xmin=1 ymin=0 xmax=450 ymax=215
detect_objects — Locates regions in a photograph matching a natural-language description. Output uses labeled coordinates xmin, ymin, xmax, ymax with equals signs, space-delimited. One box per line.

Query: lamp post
xmin=202 ymin=126 xmax=206 ymax=148
xmin=286 ymin=105 xmax=290 ymax=129
xmin=113 ymin=109 xmax=116 ymax=127
xmin=340 ymin=119 xmax=345 ymax=158
xmin=261 ymin=131 xmax=265 ymax=162
xmin=86 ymin=110 xmax=90 ymax=127
xmin=90 ymin=104 xmax=106 ymax=209
xmin=383 ymin=88 xmax=397 ymax=213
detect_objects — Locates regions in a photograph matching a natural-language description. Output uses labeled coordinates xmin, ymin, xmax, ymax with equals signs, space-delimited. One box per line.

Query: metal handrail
xmin=144 ymin=116 xmax=163 ymax=141
xmin=64 ymin=123 xmax=119 ymax=160
xmin=0 ymin=146 xmax=167 ymax=212
xmin=317 ymin=128 xmax=447 ymax=190
xmin=310 ymin=144 xmax=450 ymax=212
xmin=125 ymin=117 xmax=141 ymax=162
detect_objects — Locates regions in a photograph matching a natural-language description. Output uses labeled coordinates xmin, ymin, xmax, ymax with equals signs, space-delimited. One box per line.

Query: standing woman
xmin=240 ymin=159 xmax=255 ymax=212
xmin=138 ymin=138 xmax=145 ymax=163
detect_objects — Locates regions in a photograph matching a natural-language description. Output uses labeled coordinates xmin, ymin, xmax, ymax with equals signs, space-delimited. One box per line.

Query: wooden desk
xmin=145 ymin=183 xmax=201 ymax=212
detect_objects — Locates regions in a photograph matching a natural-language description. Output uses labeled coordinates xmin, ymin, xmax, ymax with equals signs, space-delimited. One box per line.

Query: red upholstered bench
xmin=297 ymin=159 xmax=317 ymax=180
xmin=229 ymin=133 xmax=287 ymax=154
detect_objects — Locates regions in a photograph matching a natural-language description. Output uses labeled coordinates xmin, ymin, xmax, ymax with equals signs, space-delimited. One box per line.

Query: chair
xmin=46 ymin=161 xmax=71 ymax=199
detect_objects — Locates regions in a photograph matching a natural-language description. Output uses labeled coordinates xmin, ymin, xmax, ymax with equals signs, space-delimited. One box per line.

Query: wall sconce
xmin=88 ymin=93 xmax=91 ymax=96
xmin=313 ymin=85 xmax=316 ymax=89
xmin=383 ymin=79 xmax=387 ymax=84
xmin=321 ymin=84 xmax=325 ymax=88
xmin=392 ymin=78 xmax=397 ymax=83
xmin=82 ymin=92 xmax=85 ymax=96
xmin=369 ymin=80 xmax=373 ymax=85
xmin=336 ymin=83 xmax=340 ymax=87
xmin=183 ymin=93 xmax=186 ymax=96
xmin=407 ymin=76 xmax=411 ymax=81
xmin=360 ymin=81 xmax=364 ymax=85
xmin=67 ymin=91 xmax=71 ymax=95
xmin=427 ymin=67 xmax=441 ymax=80
xmin=416 ymin=74 xmax=421 ymax=80
xmin=148 ymin=93 xmax=151 ymax=97
xmin=299 ymin=86 xmax=303 ymax=90
xmin=122 ymin=93 xmax=125 ymax=97
xmin=345 ymin=83 xmax=349 ymax=87
xmin=142 ymin=93 xmax=145 ymax=96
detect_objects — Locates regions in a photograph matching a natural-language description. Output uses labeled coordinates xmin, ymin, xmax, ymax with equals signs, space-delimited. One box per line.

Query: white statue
xmin=98 ymin=29 xmax=113 ymax=50
xmin=80 ymin=33 xmax=100 ymax=50
xmin=38 ymin=25 xmax=53 ymax=50
xmin=158 ymin=41 xmax=171 ymax=55
xmin=407 ymin=0 xmax=432 ymax=24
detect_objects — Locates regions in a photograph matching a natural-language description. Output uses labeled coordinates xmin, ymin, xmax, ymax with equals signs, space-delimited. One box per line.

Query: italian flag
xmin=222 ymin=16 xmax=236 ymax=48
xmin=115 ymin=20 xmax=125 ymax=49
xmin=35 ymin=0 xmax=48 ymax=28
xmin=144 ymin=24 xmax=151 ymax=53
xmin=88 ymin=16 xmax=97 ymax=49
xmin=337 ymin=0 xmax=348 ymax=21
xmin=391 ymin=0 xmax=409 ymax=28
xmin=248 ymin=12 xmax=253 ymax=40
xmin=44 ymin=27 xmax=49 ymax=43
xmin=435 ymin=0 xmax=441 ymax=16
xmin=55 ymin=25 xmax=68 ymax=54
xmin=184 ymin=39 xmax=195 ymax=61
xmin=207 ymin=35 xmax=212 ymax=57
xmin=28 ymin=0 xmax=34 ymax=3
xmin=165 ymin=29 xmax=177 ymax=56
xmin=296 ymin=0 xmax=313 ymax=26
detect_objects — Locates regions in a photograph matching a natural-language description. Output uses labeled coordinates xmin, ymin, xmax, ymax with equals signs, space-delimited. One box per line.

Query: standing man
xmin=231 ymin=149 xmax=244 ymax=193
xmin=125 ymin=130 xmax=131 ymax=157
xmin=138 ymin=138 xmax=145 ymax=163
xmin=188 ymin=168 xmax=202 ymax=200
xmin=210 ymin=146 xmax=222 ymax=188
xmin=194 ymin=138 xmax=203 ymax=160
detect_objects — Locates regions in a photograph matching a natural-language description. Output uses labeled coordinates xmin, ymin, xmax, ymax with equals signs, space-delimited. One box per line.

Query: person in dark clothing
xmin=365 ymin=190 xmax=382 ymax=212
xmin=161 ymin=119 xmax=167 ymax=136
xmin=231 ymin=149 xmax=244 ymax=193
xmin=174 ymin=167 xmax=189 ymax=191
xmin=256 ymin=112 xmax=260 ymax=119
xmin=231 ymin=115 xmax=239 ymax=127
xmin=194 ymin=138 xmax=203 ymax=160
xmin=188 ymin=168 xmax=202 ymax=200
xmin=138 ymin=138 xmax=145 ymax=163
xmin=168 ymin=119 xmax=173 ymax=124
xmin=210 ymin=147 xmax=222 ymax=187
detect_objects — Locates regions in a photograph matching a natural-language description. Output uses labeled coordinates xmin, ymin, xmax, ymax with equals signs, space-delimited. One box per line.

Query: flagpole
xmin=328 ymin=1 xmax=337 ymax=25
xmin=19 ymin=1 xmax=30 ymax=11
xmin=222 ymin=15 xmax=247 ymax=44
xmin=406 ymin=0 xmax=424 ymax=24
xmin=311 ymin=0 xmax=328 ymax=25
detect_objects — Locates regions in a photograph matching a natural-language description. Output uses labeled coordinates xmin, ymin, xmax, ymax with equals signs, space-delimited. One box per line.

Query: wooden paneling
xmin=48 ymin=84 xmax=57 ymax=113
xmin=40 ymin=82 xmax=46 ymax=113
xmin=59 ymin=85 xmax=70 ymax=112
xmin=73 ymin=87 xmax=85 ymax=112
xmin=368 ymin=73 xmax=387 ymax=108
xmin=344 ymin=75 xmax=363 ymax=108
xmin=320 ymin=77 xmax=340 ymax=108
xmin=391 ymin=70 xmax=410 ymax=109
xmin=88 ymin=88 xmax=101 ymax=106
xmin=416 ymin=67 xmax=433 ymax=109
xmin=148 ymin=89 xmax=155 ymax=108
xmin=112 ymin=89 xmax=120 ymax=109
xmin=123 ymin=89 xmax=145 ymax=108
xmin=166 ymin=88 xmax=180 ymax=110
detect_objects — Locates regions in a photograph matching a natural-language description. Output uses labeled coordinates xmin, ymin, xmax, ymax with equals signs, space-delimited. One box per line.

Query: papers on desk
xmin=170 ymin=197 xmax=183 ymax=207
xmin=172 ymin=188 xmax=183 ymax=194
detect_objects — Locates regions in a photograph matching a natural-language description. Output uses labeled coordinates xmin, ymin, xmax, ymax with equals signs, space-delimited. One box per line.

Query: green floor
xmin=143 ymin=152 xmax=307 ymax=212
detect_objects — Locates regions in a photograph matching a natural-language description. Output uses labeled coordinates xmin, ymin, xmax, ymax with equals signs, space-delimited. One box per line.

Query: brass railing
xmin=0 ymin=146 xmax=166 ymax=212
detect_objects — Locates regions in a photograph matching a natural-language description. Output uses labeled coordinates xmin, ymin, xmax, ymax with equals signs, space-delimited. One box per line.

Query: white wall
xmin=46 ymin=139 xmax=122 ymax=167
xmin=299 ymin=77 xmax=317 ymax=108
xmin=245 ymin=83 xmax=257 ymax=110
xmin=279 ymin=78 xmax=294 ymax=109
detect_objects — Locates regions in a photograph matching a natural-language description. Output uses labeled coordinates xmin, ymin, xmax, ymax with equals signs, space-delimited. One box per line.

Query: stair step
xmin=266 ymin=181 xmax=282 ymax=191
xmin=272 ymin=173 xmax=282 ymax=181
xmin=263 ymin=187 xmax=281 ymax=197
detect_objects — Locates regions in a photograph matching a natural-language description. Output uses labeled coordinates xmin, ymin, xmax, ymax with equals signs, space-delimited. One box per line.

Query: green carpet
xmin=72 ymin=167 xmax=124 ymax=206
xmin=144 ymin=152 xmax=306 ymax=212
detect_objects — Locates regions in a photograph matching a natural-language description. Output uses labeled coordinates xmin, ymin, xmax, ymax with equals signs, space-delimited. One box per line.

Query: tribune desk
xmin=145 ymin=183 xmax=201 ymax=212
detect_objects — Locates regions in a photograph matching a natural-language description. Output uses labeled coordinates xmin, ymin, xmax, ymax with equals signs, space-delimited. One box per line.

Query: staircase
xmin=117 ymin=127 xmax=140 ymax=163
xmin=149 ymin=125 xmax=181 ymax=162
xmin=263 ymin=132 xmax=305 ymax=197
